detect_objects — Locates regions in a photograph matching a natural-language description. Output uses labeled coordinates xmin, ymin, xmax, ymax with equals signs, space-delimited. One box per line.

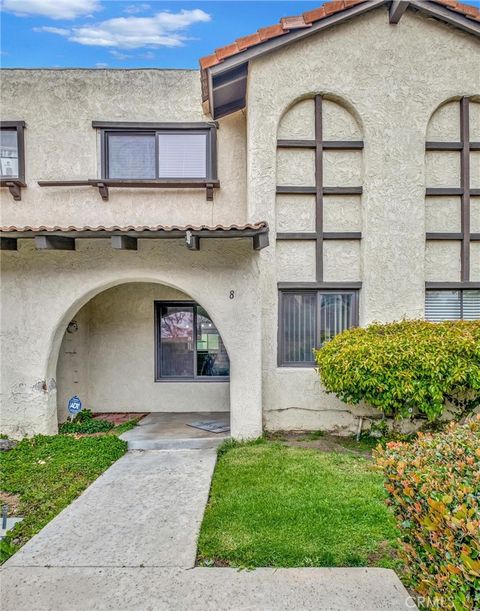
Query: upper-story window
xmin=0 ymin=121 xmax=25 ymax=182
xmin=0 ymin=121 xmax=26 ymax=200
xmin=94 ymin=122 xmax=217 ymax=181
xmin=425 ymin=96 xmax=479 ymax=321
xmin=275 ymin=95 xmax=364 ymax=366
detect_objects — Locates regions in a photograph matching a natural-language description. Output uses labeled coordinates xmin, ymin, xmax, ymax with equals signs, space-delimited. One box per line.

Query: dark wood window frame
xmin=276 ymin=94 xmax=363 ymax=284
xmin=425 ymin=96 xmax=480 ymax=288
xmin=277 ymin=289 xmax=359 ymax=368
xmin=37 ymin=121 xmax=220 ymax=201
xmin=99 ymin=122 xmax=217 ymax=182
xmin=154 ymin=300 xmax=230 ymax=383
xmin=0 ymin=121 xmax=26 ymax=201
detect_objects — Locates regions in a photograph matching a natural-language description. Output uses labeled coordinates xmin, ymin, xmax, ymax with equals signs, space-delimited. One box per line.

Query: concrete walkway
xmin=1 ymin=448 xmax=416 ymax=611
xmin=120 ymin=412 xmax=230 ymax=450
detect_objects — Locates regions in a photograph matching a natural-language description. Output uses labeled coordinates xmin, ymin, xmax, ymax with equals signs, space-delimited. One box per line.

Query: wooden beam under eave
xmin=185 ymin=232 xmax=200 ymax=250
xmin=111 ymin=235 xmax=138 ymax=250
xmin=389 ymin=0 xmax=409 ymax=24
xmin=253 ymin=232 xmax=269 ymax=250
xmin=35 ymin=236 xmax=76 ymax=250
xmin=0 ymin=237 xmax=17 ymax=250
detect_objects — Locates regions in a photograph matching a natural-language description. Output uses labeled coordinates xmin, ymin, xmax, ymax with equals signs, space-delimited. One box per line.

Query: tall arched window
xmin=275 ymin=95 xmax=363 ymax=365
xmin=425 ymin=97 xmax=480 ymax=321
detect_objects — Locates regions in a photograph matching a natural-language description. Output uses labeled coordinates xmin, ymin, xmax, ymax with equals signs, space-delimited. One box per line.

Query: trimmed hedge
xmin=375 ymin=418 xmax=480 ymax=610
xmin=315 ymin=320 xmax=480 ymax=420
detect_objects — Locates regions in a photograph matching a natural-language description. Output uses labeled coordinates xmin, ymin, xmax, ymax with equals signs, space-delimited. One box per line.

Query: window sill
xmin=154 ymin=377 xmax=229 ymax=383
xmin=37 ymin=178 xmax=220 ymax=201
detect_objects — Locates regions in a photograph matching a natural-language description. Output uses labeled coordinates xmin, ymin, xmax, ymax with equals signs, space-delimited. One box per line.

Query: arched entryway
xmin=55 ymin=281 xmax=231 ymax=438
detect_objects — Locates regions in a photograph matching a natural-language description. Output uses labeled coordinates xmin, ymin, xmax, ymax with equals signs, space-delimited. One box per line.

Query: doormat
xmin=187 ymin=420 xmax=230 ymax=434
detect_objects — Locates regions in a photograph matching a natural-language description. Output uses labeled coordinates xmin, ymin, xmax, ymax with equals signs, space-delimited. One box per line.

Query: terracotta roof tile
xmin=199 ymin=0 xmax=480 ymax=70
xmin=258 ymin=24 xmax=285 ymax=41
xmin=324 ymin=1 xmax=347 ymax=16
xmin=303 ymin=6 xmax=327 ymax=24
xmin=236 ymin=33 xmax=262 ymax=51
xmin=0 ymin=223 xmax=268 ymax=233
xmin=199 ymin=54 xmax=218 ymax=70
xmin=214 ymin=42 xmax=240 ymax=61
xmin=280 ymin=16 xmax=310 ymax=30
xmin=432 ymin=0 xmax=480 ymax=19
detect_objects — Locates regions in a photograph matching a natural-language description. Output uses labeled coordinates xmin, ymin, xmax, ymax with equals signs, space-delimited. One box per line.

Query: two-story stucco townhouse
xmin=1 ymin=0 xmax=479 ymax=440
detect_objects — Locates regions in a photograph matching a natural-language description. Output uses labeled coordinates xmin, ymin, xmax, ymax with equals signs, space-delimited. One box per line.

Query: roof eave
xmin=203 ymin=0 xmax=480 ymax=120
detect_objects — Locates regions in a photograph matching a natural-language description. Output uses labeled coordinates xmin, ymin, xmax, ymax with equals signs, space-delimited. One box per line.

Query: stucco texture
xmin=56 ymin=284 xmax=229 ymax=422
xmin=1 ymin=6 xmax=480 ymax=438
xmin=246 ymin=7 xmax=479 ymax=432
xmin=1 ymin=240 xmax=262 ymax=439
xmin=0 ymin=70 xmax=247 ymax=229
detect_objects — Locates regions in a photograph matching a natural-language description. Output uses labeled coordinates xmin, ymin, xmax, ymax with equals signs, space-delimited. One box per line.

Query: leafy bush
xmin=74 ymin=409 xmax=94 ymax=422
xmin=375 ymin=418 xmax=480 ymax=609
xmin=314 ymin=320 xmax=480 ymax=420
xmin=59 ymin=418 xmax=113 ymax=434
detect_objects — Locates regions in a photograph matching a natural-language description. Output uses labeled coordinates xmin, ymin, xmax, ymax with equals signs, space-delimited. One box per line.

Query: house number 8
xmin=229 ymin=290 xmax=235 ymax=299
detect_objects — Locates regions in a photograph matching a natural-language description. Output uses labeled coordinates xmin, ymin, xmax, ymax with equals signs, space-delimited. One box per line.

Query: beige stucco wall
xmin=0 ymin=69 xmax=247 ymax=229
xmin=245 ymin=7 xmax=480 ymax=432
xmin=0 ymin=240 xmax=262 ymax=439
xmin=1 ymin=6 xmax=479 ymax=439
xmin=56 ymin=283 xmax=229 ymax=421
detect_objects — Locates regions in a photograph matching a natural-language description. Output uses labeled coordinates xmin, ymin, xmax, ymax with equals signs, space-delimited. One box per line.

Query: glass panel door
xmin=159 ymin=305 xmax=194 ymax=378
xmin=196 ymin=306 xmax=229 ymax=377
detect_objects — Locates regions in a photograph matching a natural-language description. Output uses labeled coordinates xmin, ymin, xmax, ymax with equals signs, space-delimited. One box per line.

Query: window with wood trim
xmin=278 ymin=290 xmax=358 ymax=367
xmin=425 ymin=97 xmax=480 ymax=293
xmin=275 ymin=96 xmax=362 ymax=365
xmin=426 ymin=290 xmax=480 ymax=321
xmin=155 ymin=302 xmax=229 ymax=381
xmin=98 ymin=123 xmax=217 ymax=181
xmin=276 ymin=95 xmax=363 ymax=285
xmin=0 ymin=121 xmax=26 ymax=200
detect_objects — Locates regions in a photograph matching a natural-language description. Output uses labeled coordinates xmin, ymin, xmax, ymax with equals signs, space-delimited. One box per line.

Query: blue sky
xmin=0 ymin=0 xmax=324 ymax=69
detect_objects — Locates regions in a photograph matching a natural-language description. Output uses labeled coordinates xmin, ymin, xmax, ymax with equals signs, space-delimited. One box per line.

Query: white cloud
xmin=33 ymin=26 xmax=70 ymax=35
xmin=1 ymin=0 xmax=101 ymax=20
xmin=123 ymin=3 xmax=150 ymax=15
xmin=95 ymin=62 xmax=108 ymax=68
xmin=140 ymin=50 xmax=155 ymax=60
xmin=34 ymin=8 xmax=211 ymax=49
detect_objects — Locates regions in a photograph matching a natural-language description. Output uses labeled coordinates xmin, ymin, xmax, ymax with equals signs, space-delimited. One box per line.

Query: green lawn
xmin=198 ymin=439 xmax=399 ymax=568
xmin=0 ymin=434 xmax=127 ymax=563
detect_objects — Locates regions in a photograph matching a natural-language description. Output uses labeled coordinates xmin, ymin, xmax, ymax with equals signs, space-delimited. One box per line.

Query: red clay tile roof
xmin=199 ymin=0 xmax=480 ymax=70
xmin=0 ymin=223 xmax=268 ymax=233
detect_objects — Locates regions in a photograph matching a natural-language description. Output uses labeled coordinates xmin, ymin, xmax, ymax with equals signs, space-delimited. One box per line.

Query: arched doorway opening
xmin=55 ymin=281 xmax=230 ymax=437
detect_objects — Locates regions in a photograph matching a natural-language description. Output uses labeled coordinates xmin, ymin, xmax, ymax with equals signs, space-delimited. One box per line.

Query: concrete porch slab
xmin=120 ymin=411 xmax=230 ymax=450
xmin=0 ymin=566 xmax=416 ymax=611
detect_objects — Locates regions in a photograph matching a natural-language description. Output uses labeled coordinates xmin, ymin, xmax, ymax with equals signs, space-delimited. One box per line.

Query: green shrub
xmin=74 ymin=409 xmax=94 ymax=422
xmin=314 ymin=320 xmax=480 ymax=420
xmin=375 ymin=418 xmax=480 ymax=610
xmin=59 ymin=418 xmax=113 ymax=434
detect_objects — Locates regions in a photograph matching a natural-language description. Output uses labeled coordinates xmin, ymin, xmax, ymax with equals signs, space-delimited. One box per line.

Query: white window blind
xmin=157 ymin=133 xmax=207 ymax=178
xmin=463 ymin=290 xmax=480 ymax=320
xmin=107 ymin=133 xmax=155 ymax=179
xmin=425 ymin=290 xmax=480 ymax=321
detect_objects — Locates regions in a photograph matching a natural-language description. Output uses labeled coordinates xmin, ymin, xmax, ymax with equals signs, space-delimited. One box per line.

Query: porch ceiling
xmin=0 ymin=222 xmax=270 ymax=251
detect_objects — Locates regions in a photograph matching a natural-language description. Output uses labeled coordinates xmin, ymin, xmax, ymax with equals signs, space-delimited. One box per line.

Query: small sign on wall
xmin=67 ymin=395 xmax=82 ymax=415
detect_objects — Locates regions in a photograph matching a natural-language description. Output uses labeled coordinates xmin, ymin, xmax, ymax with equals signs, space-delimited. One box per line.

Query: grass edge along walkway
xmin=198 ymin=439 xmax=399 ymax=569
xmin=0 ymin=433 xmax=127 ymax=563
